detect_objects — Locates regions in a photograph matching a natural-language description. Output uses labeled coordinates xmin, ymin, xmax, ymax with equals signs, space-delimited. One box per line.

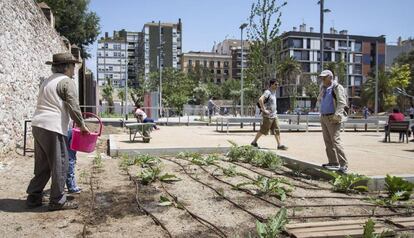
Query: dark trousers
xmin=26 ymin=126 xmax=68 ymax=205
xmin=66 ymin=129 xmax=78 ymax=191
xmin=143 ymin=118 xmax=158 ymax=129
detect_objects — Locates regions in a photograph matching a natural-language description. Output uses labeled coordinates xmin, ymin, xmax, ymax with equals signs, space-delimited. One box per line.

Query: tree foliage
xmin=247 ymin=0 xmax=287 ymax=90
xmin=36 ymin=0 xmax=100 ymax=58
xmin=102 ymin=78 xmax=114 ymax=113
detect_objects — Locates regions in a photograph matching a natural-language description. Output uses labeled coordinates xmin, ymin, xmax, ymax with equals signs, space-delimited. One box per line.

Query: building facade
xmin=114 ymin=30 xmax=141 ymax=87
xmin=97 ymin=33 xmax=127 ymax=87
xmin=181 ymin=52 xmax=232 ymax=84
xmin=279 ymin=24 xmax=385 ymax=110
xmin=212 ymin=39 xmax=250 ymax=80
xmin=386 ymin=37 xmax=414 ymax=68
xmin=139 ymin=19 xmax=182 ymax=81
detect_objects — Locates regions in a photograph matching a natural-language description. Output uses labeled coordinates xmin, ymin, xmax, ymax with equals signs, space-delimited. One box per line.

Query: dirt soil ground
xmin=1 ymin=127 xmax=413 ymax=237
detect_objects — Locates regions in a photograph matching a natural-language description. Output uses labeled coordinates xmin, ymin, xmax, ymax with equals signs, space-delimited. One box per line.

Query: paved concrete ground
xmin=111 ymin=125 xmax=414 ymax=176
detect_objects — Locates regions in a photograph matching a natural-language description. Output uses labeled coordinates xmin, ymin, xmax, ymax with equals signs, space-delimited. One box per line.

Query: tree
xmin=324 ymin=59 xmax=346 ymax=85
xmin=389 ymin=64 xmax=411 ymax=110
xmin=148 ymin=68 xmax=193 ymax=115
xmin=206 ymin=82 xmax=223 ymax=99
xmin=362 ymin=71 xmax=391 ymax=112
xmin=303 ymin=80 xmax=320 ymax=109
xmin=36 ymin=0 xmax=100 ymax=58
xmin=102 ymin=78 xmax=114 ymax=114
xmin=394 ymin=50 xmax=414 ymax=104
xmin=277 ymin=56 xmax=302 ymax=109
xmin=193 ymin=83 xmax=210 ymax=119
xmin=117 ymin=89 xmax=125 ymax=114
xmin=247 ymin=0 xmax=287 ymax=90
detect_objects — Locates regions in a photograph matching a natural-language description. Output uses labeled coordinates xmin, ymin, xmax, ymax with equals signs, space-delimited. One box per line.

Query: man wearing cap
xmin=318 ymin=70 xmax=348 ymax=173
xmin=26 ymin=52 xmax=90 ymax=211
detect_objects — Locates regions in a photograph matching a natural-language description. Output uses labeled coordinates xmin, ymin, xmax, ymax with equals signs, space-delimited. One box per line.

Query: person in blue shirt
xmin=317 ymin=70 xmax=348 ymax=173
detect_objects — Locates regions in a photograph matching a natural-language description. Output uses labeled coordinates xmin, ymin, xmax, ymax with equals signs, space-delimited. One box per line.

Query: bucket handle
xmin=72 ymin=112 xmax=103 ymax=136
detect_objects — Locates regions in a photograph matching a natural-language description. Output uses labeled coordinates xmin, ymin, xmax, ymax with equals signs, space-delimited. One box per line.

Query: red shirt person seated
xmin=384 ymin=108 xmax=405 ymax=141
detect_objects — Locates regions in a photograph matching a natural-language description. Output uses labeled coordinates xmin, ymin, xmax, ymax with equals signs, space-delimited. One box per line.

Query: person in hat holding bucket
xmin=26 ymin=52 xmax=90 ymax=211
xmin=318 ymin=70 xmax=348 ymax=173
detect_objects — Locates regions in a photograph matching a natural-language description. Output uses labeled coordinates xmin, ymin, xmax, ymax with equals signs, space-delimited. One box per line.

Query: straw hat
xmin=46 ymin=52 xmax=81 ymax=65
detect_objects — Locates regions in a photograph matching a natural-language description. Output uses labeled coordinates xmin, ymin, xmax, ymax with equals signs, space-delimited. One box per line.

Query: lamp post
xmin=374 ymin=40 xmax=379 ymax=116
xmin=240 ymin=23 xmax=248 ymax=117
xmin=124 ymin=39 xmax=128 ymax=123
xmin=319 ymin=0 xmax=331 ymax=71
xmin=158 ymin=21 xmax=163 ymax=118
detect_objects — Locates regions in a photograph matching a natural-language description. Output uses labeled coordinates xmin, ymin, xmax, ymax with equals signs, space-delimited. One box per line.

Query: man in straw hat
xmin=26 ymin=52 xmax=90 ymax=211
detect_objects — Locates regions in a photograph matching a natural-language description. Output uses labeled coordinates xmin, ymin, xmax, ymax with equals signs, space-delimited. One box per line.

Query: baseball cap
xmin=319 ymin=70 xmax=333 ymax=78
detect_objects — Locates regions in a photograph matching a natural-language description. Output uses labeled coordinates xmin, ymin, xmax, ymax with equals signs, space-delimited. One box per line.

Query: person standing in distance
xmin=251 ymin=79 xmax=287 ymax=150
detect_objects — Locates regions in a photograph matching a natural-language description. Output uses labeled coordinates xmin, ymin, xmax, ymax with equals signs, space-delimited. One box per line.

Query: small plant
xmin=385 ymin=174 xmax=414 ymax=201
xmin=323 ymin=170 xmax=369 ymax=193
xmin=93 ymin=154 xmax=103 ymax=168
xmin=134 ymin=154 xmax=160 ymax=168
xmin=138 ymin=166 xmax=180 ymax=185
xmin=222 ymin=165 xmax=238 ymax=177
xmin=158 ymin=196 xmax=184 ymax=209
xmin=237 ymin=176 xmax=292 ymax=201
xmin=361 ymin=219 xmax=392 ymax=238
xmin=252 ymin=150 xmax=283 ymax=169
xmin=191 ymin=154 xmax=219 ymax=166
xmin=256 ymin=208 xmax=288 ymax=238
xmin=79 ymin=170 xmax=89 ymax=184
xmin=227 ymin=141 xmax=256 ymax=162
xmin=119 ymin=154 xmax=135 ymax=170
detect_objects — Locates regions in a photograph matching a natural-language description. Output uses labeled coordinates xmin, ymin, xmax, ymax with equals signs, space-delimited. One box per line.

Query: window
xmin=335 ymin=52 xmax=342 ymax=62
xmin=217 ymin=61 xmax=221 ymax=67
xmin=354 ymin=76 xmax=362 ymax=86
xmin=104 ymin=43 xmax=108 ymax=49
xmin=224 ymin=61 xmax=229 ymax=67
xmin=224 ymin=69 xmax=229 ymax=75
xmin=209 ymin=61 xmax=214 ymax=68
xmin=324 ymin=40 xmax=334 ymax=50
xmin=354 ymin=55 xmax=362 ymax=63
xmin=188 ymin=60 xmax=192 ymax=67
xmin=323 ymin=52 xmax=331 ymax=61
xmin=216 ymin=70 xmax=221 ymax=74
xmin=301 ymin=62 xmax=310 ymax=72
xmin=293 ymin=51 xmax=302 ymax=60
xmin=108 ymin=66 xmax=113 ymax=71
xmin=339 ymin=41 xmax=348 ymax=47
xmin=354 ymin=64 xmax=362 ymax=74
xmin=203 ymin=60 xmax=208 ymax=67
xmin=354 ymin=42 xmax=362 ymax=52
xmin=307 ymin=39 xmax=311 ymax=49
xmin=216 ymin=78 xmax=221 ymax=84
xmin=195 ymin=60 xmax=200 ymax=66
xmin=290 ymin=38 xmax=303 ymax=48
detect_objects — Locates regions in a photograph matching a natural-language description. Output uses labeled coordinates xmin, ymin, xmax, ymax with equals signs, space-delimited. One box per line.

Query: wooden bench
xmin=385 ymin=121 xmax=410 ymax=143
xmin=125 ymin=123 xmax=155 ymax=143
xmin=285 ymin=219 xmax=393 ymax=238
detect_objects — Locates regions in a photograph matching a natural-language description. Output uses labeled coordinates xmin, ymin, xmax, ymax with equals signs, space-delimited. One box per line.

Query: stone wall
xmin=0 ymin=0 xmax=68 ymax=154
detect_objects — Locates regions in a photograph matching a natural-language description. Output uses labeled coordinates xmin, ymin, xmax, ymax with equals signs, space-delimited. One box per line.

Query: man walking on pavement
xmin=251 ymin=79 xmax=287 ymax=150
xmin=318 ymin=70 xmax=348 ymax=173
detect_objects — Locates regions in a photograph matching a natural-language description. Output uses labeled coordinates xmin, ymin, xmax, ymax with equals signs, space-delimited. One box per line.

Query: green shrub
xmin=385 ymin=174 xmax=414 ymax=201
xmin=323 ymin=170 xmax=369 ymax=193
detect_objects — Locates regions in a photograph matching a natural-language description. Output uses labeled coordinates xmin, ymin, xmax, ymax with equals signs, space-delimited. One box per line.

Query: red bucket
xmin=70 ymin=112 xmax=103 ymax=153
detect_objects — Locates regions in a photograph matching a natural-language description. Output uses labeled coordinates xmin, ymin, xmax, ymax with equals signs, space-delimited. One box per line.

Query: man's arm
xmin=57 ymin=78 xmax=89 ymax=132
xmin=334 ymin=84 xmax=347 ymax=116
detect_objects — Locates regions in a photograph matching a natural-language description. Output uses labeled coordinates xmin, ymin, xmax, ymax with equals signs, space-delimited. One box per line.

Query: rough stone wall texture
xmin=0 ymin=0 xmax=68 ymax=154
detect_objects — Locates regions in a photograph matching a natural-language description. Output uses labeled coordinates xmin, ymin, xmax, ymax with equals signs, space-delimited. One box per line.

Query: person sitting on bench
xmin=384 ymin=107 xmax=404 ymax=142
xmin=134 ymin=104 xmax=159 ymax=130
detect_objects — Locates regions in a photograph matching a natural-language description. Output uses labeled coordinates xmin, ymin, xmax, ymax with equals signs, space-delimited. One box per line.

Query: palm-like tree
xmin=277 ymin=56 xmax=302 ymax=109
xmin=102 ymin=78 xmax=114 ymax=114
xmin=361 ymin=70 xmax=390 ymax=112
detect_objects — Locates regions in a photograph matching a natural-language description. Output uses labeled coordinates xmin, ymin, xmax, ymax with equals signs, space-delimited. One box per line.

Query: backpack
xmin=256 ymin=96 xmax=270 ymax=114
xmin=332 ymin=84 xmax=349 ymax=115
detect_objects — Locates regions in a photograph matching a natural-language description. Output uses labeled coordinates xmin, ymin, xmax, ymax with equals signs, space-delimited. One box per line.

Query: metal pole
xmin=345 ymin=34 xmax=349 ymax=103
xmin=240 ymin=27 xmax=244 ymax=117
xmin=320 ymin=0 xmax=324 ymax=71
xmin=374 ymin=40 xmax=379 ymax=116
xmin=124 ymin=39 xmax=128 ymax=122
xmin=159 ymin=21 xmax=163 ymax=118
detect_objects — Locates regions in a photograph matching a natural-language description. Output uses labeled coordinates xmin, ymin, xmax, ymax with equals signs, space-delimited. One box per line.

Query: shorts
xmin=259 ymin=117 xmax=280 ymax=135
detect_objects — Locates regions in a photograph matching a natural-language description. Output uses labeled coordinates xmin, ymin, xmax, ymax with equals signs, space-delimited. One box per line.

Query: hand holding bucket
xmin=70 ymin=112 xmax=103 ymax=153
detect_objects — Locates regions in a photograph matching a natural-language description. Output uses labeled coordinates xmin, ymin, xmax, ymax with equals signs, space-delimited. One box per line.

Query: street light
xmin=318 ymin=0 xmax=331 ymax=71
xmin=240 ymin=23 xmax=248 ymax=117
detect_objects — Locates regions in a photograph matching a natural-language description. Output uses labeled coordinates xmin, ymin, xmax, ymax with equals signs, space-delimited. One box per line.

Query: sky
xmin=85 ymin=0 xmax=413 ymax=76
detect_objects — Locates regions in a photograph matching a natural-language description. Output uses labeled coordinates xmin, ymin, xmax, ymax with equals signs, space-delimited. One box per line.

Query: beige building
xmin=181 ymin=52 xmax=232 ymax=84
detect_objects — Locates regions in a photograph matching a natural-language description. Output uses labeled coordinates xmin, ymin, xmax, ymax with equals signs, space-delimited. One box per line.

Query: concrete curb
xmin=108 ymin=134 xmax=118 ymax=157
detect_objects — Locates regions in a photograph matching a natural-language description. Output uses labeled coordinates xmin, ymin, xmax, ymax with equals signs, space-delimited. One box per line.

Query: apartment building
xmin=138 ymin=19 xmax=182 ymax=81
xmin=181 ymin=51 xmax=232 ymax=84
xmin=279 ymin=24 xmax=385 ymax=109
